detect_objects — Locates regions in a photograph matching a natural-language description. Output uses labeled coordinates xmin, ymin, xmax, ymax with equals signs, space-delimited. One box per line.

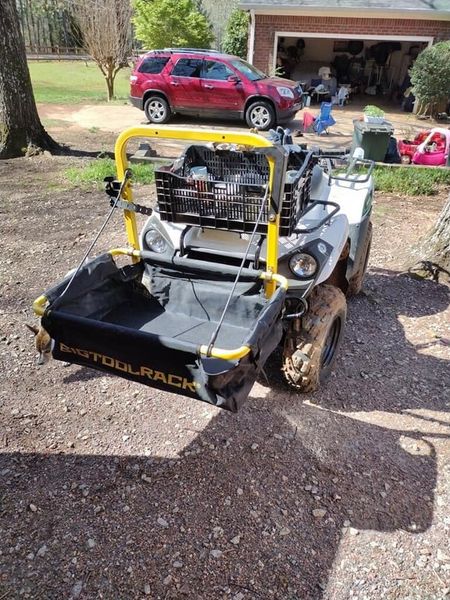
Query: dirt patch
xmin=0 ymin=148 xmax=449 ymax=600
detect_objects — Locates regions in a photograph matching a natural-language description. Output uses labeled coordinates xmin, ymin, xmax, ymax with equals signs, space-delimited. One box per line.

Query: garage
xmin=242 ymin=0 xmax=450 ymax=108
xmin=274 ymin=34 xmax=429 ymax=106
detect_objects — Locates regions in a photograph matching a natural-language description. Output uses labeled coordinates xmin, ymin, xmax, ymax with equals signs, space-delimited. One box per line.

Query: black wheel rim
xmin=321 ymin=317 xmax=341 ymax=368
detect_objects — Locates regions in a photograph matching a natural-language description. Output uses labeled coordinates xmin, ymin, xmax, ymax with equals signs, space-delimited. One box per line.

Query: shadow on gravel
xmin=59 ymin=149 xmax=115 ymax=159
xmin=1 ymin=268 xmax=449 ymax=599
xmin=314 ymin=267 xmax=450 ymax=414
xmin=62 ymin=368 xmax=113 ymax=384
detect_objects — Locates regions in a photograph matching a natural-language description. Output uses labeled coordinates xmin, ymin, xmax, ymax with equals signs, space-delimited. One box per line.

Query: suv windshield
xmin=230 ymin=59 xmax=266 ymax=82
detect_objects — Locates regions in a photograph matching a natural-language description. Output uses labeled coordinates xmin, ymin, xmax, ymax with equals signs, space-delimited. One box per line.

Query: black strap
xmin=105 ymin=176 xmax=153 ymax=216
xmin=109 ymin=197 xmax=153 ymax=216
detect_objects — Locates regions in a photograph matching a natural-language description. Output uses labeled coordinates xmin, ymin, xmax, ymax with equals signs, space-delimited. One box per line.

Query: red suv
xmin=130 ymin=49 xmax=303 ymax=131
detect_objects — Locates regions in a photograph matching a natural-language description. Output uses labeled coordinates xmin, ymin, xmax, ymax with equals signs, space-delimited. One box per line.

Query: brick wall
xmin=253 ymin=15 xmax=450 ymax=71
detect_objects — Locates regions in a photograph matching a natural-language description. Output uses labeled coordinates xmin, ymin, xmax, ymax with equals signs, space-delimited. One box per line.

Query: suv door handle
xmin=204 ymin=84 xmax=214 ymax=89
xmin=170 ymin=81 xmax=179 ymax=86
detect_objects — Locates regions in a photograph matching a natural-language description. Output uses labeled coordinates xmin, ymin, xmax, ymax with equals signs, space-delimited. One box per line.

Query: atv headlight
xmin=144 ymin=229 xmax=167 ymax=253
xmin=289 ymin=253 xmax=318 ymax=279
xmin=277 ymin=86 xmax=294 ymax=99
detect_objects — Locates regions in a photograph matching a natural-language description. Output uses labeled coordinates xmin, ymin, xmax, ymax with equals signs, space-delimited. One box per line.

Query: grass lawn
xmin=333 ymin=164 xmax=450 ymax=196
xmin=374 ymin=165 xmax=450 ymax=196
xmin=65 ymin=158 xmax=154 ymax=187
xmin=29 ymin=61 xmax=131 ymax=104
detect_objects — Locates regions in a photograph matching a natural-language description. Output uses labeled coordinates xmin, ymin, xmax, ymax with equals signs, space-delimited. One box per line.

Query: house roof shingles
xmin=239 ymin=0 xmax=450 ymax=12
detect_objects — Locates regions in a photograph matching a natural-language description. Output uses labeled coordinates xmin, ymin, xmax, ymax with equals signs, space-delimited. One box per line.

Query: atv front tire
xmin=347 ymin=221 xmax=373 ymax=296
xmin=283 ymin=284 xmax=347 ymax=392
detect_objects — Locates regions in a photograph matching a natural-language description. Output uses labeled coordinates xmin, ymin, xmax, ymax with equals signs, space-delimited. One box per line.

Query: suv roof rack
xmin=161 ymin=48 xmax=223 ymax=54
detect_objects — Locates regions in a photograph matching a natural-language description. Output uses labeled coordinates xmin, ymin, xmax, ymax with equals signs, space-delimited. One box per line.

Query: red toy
xmin=398 ymin=128 xmax=450 ymax=166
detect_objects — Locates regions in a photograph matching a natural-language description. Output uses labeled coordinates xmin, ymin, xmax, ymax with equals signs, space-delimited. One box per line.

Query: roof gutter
xmin=241 ymin=5 xmax=450 ymax=20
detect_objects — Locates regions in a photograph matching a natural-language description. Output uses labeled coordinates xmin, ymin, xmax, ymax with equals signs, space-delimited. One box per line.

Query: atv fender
xmin=314 ymin=214 xmax=349 ymax=285
xmin=346 ymin=213 xmax=372 ymax=281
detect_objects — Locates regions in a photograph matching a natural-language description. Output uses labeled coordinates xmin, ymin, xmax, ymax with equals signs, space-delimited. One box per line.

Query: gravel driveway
xmin=37 ymin=98 xmax=430 ymax=153
xmin=0 ymin=150 xmax=449 ymax=600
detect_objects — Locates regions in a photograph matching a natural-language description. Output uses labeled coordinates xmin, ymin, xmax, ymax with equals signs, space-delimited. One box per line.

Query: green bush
xmin=410 ymin=41 xmax=450 ymax=115
xmin=221 ymin=9 xmax=249 ymax=59
xmin=133 ymin=0 xmax=214 ymax=50
xmin=65 ymin=158 xmax=155 ymax=187
xmin=363 ymin=105 xmax=385 ymax=117
xmin=373 ymin=165 xmax=450 ymax=196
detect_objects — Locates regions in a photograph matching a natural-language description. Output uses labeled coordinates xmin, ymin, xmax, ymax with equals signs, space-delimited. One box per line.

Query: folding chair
xmin=313 ymin=102 xmax=336 ymax=135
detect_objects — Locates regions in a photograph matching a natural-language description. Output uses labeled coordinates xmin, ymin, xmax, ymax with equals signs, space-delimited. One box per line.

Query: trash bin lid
xmin=353 ymin=119 xmax=394 ymax=134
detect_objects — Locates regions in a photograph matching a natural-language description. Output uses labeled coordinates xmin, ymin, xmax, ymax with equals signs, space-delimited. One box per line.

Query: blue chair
xmin=313 ymin=102 xmax=336 ymax=135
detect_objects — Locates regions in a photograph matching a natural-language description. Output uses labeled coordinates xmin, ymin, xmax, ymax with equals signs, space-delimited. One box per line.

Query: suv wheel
xmin=245 ymin=100 xmax=276 ymax=131
xmin=144 ymin=96 xmax=171 ymax=124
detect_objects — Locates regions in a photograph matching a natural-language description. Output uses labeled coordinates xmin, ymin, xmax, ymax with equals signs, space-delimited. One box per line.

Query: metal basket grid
xmin=155 ymin=146 xmax=314 ymax=236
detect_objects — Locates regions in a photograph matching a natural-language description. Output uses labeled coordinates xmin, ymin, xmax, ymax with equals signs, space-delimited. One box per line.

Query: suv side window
xmin=203 ymin=60 xmax=235 ymax=81
xmin=138 ymin=56 xmax=169 ymax=74
xmin=171 ymin=58 xmax=203 ymax=78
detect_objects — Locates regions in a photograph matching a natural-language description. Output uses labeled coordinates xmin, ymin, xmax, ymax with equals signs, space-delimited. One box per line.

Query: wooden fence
xmin=26 ymin=45 xmax=89 ymax=60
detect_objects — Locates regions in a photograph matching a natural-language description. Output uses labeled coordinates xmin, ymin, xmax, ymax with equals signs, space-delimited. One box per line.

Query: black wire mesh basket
xmin=155 ymin=145 xmax=314 ymax=236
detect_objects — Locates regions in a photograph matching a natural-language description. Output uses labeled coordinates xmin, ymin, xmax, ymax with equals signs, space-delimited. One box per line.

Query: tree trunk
xmin=105 ymin=73 xmax=115 ymax=101
xmin=24 ymin=0 xmax=33 ymax=50
xmin=411 ymin=195 xmax=450 ymax=282
xmin=48 ymin=11 xmax=56 ymax=52
xmin=29 ymin=3 xmax=38 ymax=51
xmin=0 ymin=0 xmax=58 ymax=158
xmin=105 ymin=62 xmax=116 ymax=101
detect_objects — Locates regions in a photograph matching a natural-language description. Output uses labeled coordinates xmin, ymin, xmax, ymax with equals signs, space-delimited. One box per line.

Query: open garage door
xmin=274 ymin=33 xmax=431 ymax=107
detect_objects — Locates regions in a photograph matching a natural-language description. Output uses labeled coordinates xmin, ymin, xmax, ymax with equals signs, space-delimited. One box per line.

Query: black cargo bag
xmin=41 ymin=254 xmax=286 ymax=412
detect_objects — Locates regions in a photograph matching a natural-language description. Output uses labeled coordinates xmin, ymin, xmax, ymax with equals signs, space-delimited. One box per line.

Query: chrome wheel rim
xmin=250 ymin=106 xmax=270 ymax=128
xmin=148 ymin=100 xmax=166 ymax=122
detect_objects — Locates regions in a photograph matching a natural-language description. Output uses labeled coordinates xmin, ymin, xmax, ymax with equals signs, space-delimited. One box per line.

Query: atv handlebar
xmin=294 ymin=200 xmax=340 ymax=234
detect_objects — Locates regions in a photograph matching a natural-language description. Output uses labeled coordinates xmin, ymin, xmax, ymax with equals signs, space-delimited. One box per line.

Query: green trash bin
xmin=351 ymin=120 xmax=394 ymax=162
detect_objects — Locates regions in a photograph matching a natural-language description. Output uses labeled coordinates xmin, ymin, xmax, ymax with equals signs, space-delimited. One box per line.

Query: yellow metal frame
xmin=33 ymin=294 xmax=48 ymax=317
xmin=114 ymin=125 xmax=280 ymax=294
xmin=33 ymin=126 xmax=287 ymax=363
